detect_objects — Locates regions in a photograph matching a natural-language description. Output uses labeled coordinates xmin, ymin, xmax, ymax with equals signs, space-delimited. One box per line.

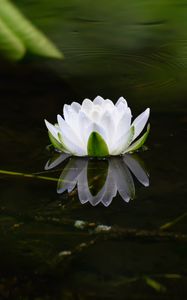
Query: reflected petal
xmin=77 ymin=165 xmax=107 ymax=206
xmin=101 ymin=164 xmax=117 ymax=207
xmin=123 ymin=154 xmax=149 ymax=187
xmin=46 ymin=154 xmax=150 ymax=207
xmin=57 ymin=158 xmax=87 ymax=194
xmin=110 ymin=158 xmax=135 ymax=202
xmin=45 ymin=153 xmax=70 ymax=170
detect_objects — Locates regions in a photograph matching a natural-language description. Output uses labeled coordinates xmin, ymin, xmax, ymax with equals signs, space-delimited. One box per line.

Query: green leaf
xmin=48 ymin=132 xmax=67 ymax=152
xmin=125 ymin=123 xmax=150 ymax=153
xmin=0 ymin=17 xmax=25 ymax=60
xmin=0 ymin=0 xmax=63 ymax=59
xmin=87 ymin=131 xmax=109 ymax=157
xmin=160 ymin=212 xmax=187 ymax=231
xmin=57 ymin=132 xmax=71 ymax=153
xmin=144 ymin=276 xmax=166 ymax=293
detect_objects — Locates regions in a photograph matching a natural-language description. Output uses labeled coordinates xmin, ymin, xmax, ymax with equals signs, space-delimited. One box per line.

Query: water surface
xmin=0 ymin=1 xmax=187 ymax=299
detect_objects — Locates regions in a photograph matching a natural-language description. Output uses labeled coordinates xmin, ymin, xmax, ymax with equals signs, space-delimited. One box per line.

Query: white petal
xmin=115 ymin=97 xmax=132 ymax=121
xmin=104 ymin=99 xmax=115 ymax=111
xmin=93 ymin=95 xmax=105 ymax=105
xmin=78 ymin=111 xmax=92 ymax=146
xmin=115 ymin=97 xmax=128 ymax=109
xmin=45 ymin=119 xmax=60 ymax=142
xmin=58 ymin=114 xmax=84 ymax=147
xmin=110 ymin=126 xmax=134 ymax=155
xmin=63 ymin=104 xmax=72 ymax=125
xmin=63 ymin=105 xmax=80 ymax=136
xmin=123 ymin=154 xmax=149 ymax=187
xmin=100 ymin=111 xmax=115 ymax=150
xmin=132 ymin=108 xmax=150 ymax=141
xmin=71 ymin=102 xmax=81 ymax=113
xmin=115 ymin=108 xmax=132 ymax=138
xmin=57 ymin=115 xmax=86 ymax=156
xmin=81 ymin=98 xmax=93 ymax=114
xmin=91 ymin=110 xmax=101 ymax=122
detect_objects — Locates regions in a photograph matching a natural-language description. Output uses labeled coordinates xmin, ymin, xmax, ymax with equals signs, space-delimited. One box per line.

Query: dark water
xmin=0 ymin=1 xmax=187 ymax=299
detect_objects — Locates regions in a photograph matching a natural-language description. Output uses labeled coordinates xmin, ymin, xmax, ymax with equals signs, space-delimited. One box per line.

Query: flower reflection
xmin=45 ymin=154 xmax=149 ymax=207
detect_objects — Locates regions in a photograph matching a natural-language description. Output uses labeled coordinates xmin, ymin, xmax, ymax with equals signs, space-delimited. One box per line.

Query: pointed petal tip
xmin=95 ymin=95 xmax=103 ymax=99
xmin=118 ymin=96 xmax=126 ymax=101
xmin=44 ymin=119 xmax=53 ymax=130
xmin=145 ymin=108 xmax=150 ymax=119
xmin=93 ymin=95 xmax=105 ymax=103
xmin=57 ymin=114 xmax=64 ymax=124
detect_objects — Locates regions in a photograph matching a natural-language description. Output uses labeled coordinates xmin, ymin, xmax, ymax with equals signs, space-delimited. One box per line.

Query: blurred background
xmin=0 ymin=0 xmax=187 ymax=118
xmin=0 ymin=1 xmax=187 ymax=300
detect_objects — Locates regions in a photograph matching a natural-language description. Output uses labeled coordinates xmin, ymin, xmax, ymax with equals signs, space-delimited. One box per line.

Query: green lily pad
xmin=87 ymin=131 xmax=109 ymax=157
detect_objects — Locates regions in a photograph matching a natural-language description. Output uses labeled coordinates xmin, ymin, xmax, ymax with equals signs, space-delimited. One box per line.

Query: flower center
xmin=89 ymin=105 xmax=103 ymax=122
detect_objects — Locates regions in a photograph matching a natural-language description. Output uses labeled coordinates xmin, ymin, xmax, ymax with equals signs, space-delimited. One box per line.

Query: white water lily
xmin=45 ymin=96 xmax=150 ymax=157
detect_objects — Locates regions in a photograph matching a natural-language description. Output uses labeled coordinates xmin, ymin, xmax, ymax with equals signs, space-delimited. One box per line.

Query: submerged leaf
xmin=87 ymin=131 xmax=109 ymax=157
xmin=0 ymin=0 xmax=63 ymax=59
xmin=144 ymin=276 xmax=166 ymax=292
xmin=160 ymin=212 xmax=187 ymax=230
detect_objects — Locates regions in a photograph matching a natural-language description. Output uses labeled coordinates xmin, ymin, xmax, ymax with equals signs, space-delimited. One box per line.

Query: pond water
xmin=0 ymin=0 xmax=187 ymax=299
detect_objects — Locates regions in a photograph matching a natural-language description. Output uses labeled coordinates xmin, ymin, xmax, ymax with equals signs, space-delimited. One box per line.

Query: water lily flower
xmin=45 ymin=96 xmax=150 ymax=157
xmin=45 ymin=154 xmax=149 ymax=207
